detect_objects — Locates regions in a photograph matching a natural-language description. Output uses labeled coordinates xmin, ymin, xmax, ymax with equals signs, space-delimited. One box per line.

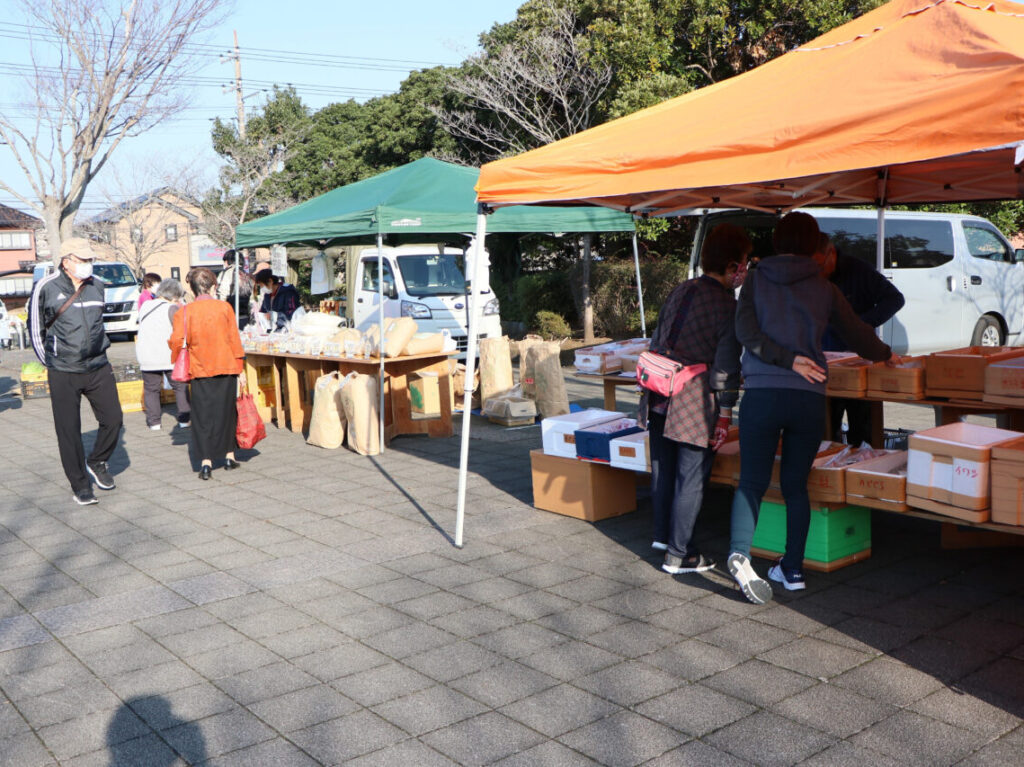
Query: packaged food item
xmin=382 ymin=317 xmax=417 ymax=357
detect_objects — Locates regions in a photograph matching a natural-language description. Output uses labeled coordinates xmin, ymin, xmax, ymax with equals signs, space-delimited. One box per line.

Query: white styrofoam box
xmin=542 ymin=409 xmax=624 ymax=458
xmin=906 ymin=422 xmax=1022 ymax=508
xmin=610 ymin=430 xmax=650 ymax=472
xmin=574 ymin=339 xmax=648 ymax=374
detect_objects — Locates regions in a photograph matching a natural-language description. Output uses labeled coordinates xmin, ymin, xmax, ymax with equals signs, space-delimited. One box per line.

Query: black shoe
xmin=224 ymin=458 xmax=240 ymax=470
xmin=198 ymin=466 xmax=212 ymax=481
xmin=73 ymin=488 xmax=98 ymax=505
xmin=86 ymin=461 xmax=115 ymax=490
xmin=662 ymin=552 xmax=716 ymax=574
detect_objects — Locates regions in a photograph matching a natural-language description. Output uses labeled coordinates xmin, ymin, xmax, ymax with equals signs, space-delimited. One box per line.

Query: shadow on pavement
xmin=110 ymin=697 xmax=207 ymax=766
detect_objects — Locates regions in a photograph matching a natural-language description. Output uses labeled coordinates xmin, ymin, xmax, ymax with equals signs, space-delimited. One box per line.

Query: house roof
xmin=0 ymin=203 xmax=42 ymax=229
xmin=90 ymin=187 xmax=200 ymax=224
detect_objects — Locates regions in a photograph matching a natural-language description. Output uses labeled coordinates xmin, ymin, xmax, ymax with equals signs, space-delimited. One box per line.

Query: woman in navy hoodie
xmin=726 ymin=212 xmax=895 ymax=604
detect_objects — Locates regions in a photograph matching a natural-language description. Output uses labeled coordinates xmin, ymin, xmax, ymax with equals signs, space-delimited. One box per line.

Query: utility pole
xmin=232 ymin=30 xmax=246 ymax=139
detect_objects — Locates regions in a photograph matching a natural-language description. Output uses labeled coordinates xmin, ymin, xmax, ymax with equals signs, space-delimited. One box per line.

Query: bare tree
xmin=435 ymin=0 xmax=612 ymax=162
xmin=0 ymin=0 xmax=225 ymax=252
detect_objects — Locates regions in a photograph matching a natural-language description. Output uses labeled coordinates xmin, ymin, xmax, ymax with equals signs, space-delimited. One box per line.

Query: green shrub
xmin=515 ymin=271 xmax=576 ymax=326
xmin=588 ymin=258 xmax=689 ymax=338
xmin=533 ymin=310 xmax=572 ymax=340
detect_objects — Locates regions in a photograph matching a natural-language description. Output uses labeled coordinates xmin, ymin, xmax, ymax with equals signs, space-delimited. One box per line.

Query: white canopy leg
xmin=378 ymin=232 xmax=385 ymax=453
xmin=632 ymin=231 xmax=647 ymax=338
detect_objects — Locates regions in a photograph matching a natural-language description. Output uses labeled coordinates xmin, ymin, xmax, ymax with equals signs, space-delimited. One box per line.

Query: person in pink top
xmin=137 ymin=273 xmax=161 ymax=310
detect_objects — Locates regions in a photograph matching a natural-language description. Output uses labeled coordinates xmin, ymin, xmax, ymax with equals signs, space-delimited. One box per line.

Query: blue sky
xmin=0 ymin=0 xmax=525 ymax=217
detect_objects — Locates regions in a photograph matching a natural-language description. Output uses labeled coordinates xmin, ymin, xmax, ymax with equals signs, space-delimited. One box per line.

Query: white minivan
xmin=32 ymin=261 xmax=141 ymax=337
xmin=347 ymin=244 xmax=502 ymax=357
xmin=692 ymin=208 xmax=1024 ymax=355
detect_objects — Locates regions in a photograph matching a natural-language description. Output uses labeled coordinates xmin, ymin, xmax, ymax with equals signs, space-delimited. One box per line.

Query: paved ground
xmin=0 ymin=341 xmax=1022 ymax=766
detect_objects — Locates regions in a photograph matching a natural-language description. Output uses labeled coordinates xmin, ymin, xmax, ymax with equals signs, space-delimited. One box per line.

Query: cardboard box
xmin=751 ymin=501 xmax=871 ymax=570
xmin=610 ymin=430 xmax=651 ymax=472
xmin=530 ymin=449 xmax=636 ymax=521
xmin=575 ymin=418 xmax=643 ymax=462
xmin=541 ymin=409 xmax=624 ymax=459
xmin=846 ymin=450 xmax=909 ymax=512
xmin=984 ymin=356 xmax=1024 ymax=405
xmin=990 ymin=436 xmax=1024 ymax=526
xmin=116 ymin=379 xmax=144 ymax=413
xmin=925 ymin=346 xmax=1024 ymax=399
xmin=826 ymin=358 xmax=872 ymax=396
xmin=710 ymin=428 xmax=741 ymax=484
xmin=765 ymin=441 xmax=848 ymax=504
xmin=484 ymin=396 xmax=537 ymax=426
xmin=907 ymin=422 xmax=1023 ymax=520
xmin=574 ymin=339 xmax=648 ymax=374
xmin=866 ymin=357 xmax=925 ymax=400
xmin=410 ymin=375 xmax=441 ymax=415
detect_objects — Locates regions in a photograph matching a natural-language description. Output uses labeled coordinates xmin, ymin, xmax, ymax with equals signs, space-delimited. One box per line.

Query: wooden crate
xmin=925 ymin=346 xmax=1024 ymax=400
xmin=20 ymin=380 xmax=49 ymax=399
xmin=866 ymin=357 xmax=925 ymax=400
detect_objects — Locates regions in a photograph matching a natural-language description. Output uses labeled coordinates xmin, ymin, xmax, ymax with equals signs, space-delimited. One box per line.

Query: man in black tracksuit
xmin=30 ymin=237 xmax=123 ymax=505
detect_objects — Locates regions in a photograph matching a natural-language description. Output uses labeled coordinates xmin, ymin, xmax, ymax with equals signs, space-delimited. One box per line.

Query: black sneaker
xmin=73 ymin=488 xmax=98 ymax=505
xmin=662 ymin=552 xmax=716 ymax=574
xmin=768 ymin=558 xmax=807 ymax=591
xmin=86 ymin=461 xmax=115 ymax=490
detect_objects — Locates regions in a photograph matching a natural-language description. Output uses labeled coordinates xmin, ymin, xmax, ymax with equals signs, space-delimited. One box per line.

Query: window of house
xmin=131 ymin=227 xmax=143 ymax=243
xmin=165 ymin=224 xmax=178 ymax=242
xmin=0 ymin=231 xmax=32 ymax=250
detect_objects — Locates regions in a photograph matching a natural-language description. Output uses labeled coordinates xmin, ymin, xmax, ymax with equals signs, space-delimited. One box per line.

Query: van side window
xmin=361 ymin=259 xmax=394 ymax=292
xmin=964 ymin=224 xmax=1012 ymax=263
xmin=885 ymin=220 xmax=955 ymax=269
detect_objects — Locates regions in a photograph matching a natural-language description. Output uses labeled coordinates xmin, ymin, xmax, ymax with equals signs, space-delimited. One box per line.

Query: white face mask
xmin=70 ymin=261 xmax=93 ymax=280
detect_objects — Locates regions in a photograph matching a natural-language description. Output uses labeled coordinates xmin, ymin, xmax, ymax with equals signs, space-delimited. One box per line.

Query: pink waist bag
xmin=636 ymin=352 xmax=706 ymax=397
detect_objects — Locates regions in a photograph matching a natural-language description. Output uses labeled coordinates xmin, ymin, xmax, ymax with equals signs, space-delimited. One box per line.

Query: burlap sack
xmin=479 ymin=335 xmax=514 ymax=405
xmin=339 ymin=373 xmax=381 ymax=455
xmin=452 ymin=362 xmax=480 ymax=411
xmin=306 ymin=371 xmax=348 ymax=449
xmin=382 ymin=317 xmax=418 ymax=357
xmin=530 ymin=342 xmax=570 ymax=418
xmin=517 ymin=334 xmax=544 ymax=399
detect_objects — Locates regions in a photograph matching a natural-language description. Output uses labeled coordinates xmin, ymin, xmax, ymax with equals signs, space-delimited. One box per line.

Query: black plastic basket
xmin=883 ymin=428 xmax=914 ymax=450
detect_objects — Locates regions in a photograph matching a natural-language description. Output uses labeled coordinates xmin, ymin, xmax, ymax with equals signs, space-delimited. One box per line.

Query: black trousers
xmin=830 ymin=397 xmax=873 ymax=446
xmin=191 ymin=374 xmax=237 ymax=463
xmin=48 ymin=364 xmax=124 ymax=493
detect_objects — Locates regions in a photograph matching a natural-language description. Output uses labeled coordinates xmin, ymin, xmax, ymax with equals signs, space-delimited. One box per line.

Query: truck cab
xmin=349 ymin=244 xmax=501 ymax=357
xmin=32 ymin=261 xmax=141 ymax=337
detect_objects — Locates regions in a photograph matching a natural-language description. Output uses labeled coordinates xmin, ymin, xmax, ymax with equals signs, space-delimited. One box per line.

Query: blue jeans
xmin=729 ymin=387 xmax=826 ymax=571
xmin=649 ymin=411 xmax=713 ymax=558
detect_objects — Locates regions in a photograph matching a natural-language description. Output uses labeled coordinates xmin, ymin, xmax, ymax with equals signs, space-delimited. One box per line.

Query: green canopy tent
xmin=235 ymin=158 xmax=636 ymax=547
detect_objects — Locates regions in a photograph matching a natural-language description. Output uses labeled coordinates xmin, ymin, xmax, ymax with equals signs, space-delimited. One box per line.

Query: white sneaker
xmin=727 ymin=552 xmax=773 ymax=605
xmin=149 ymin=424 xmax=161 ymax=431
xmin=651 ymin=541 xmax=668 ymax=552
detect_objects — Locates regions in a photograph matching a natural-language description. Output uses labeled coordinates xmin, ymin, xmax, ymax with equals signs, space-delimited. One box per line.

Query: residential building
xmin=0 ymin=203 xmax=42 ymax=310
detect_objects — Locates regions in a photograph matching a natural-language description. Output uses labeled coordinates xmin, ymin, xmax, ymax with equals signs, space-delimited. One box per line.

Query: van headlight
xmin=483 ymin=298 xmax=500 ymax=316
xmin=401 ymin=300 xmax=432 ymax=319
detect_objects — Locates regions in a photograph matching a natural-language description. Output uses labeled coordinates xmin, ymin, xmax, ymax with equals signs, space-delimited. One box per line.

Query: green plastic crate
xmin=752 ymin=501 xmax=871 ymax=564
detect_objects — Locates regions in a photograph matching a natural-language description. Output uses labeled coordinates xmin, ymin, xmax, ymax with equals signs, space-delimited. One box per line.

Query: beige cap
xmin=58 ymin=237 xmax=99 ymax=261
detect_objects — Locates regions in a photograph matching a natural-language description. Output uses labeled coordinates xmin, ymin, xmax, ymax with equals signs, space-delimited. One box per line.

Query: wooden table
xmin=244 ymin=350 xmax=456 ymax=443
xmin=573 ymin=372 xmax=639 ymax=411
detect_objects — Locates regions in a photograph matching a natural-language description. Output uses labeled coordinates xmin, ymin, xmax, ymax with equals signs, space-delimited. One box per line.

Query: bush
xmin=514 ymin=271 xmax=576 ymax=326
xmin=533 ymin=310 xmax=572 ymax=340
xmin=588 ymin=258 xmax=689 ymax=337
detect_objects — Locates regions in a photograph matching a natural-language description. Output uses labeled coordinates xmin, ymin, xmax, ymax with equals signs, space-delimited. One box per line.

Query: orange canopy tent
xmin=476 ymin=0 xmax=1024 ymax=214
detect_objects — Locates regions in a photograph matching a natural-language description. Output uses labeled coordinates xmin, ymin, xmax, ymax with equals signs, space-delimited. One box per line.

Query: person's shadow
xmin=107 ymin=697 xmax=206 ymax=766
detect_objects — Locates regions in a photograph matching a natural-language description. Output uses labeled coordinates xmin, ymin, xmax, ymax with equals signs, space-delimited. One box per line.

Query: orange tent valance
xmin=476 ymin=0 xmax=1024 ymax=214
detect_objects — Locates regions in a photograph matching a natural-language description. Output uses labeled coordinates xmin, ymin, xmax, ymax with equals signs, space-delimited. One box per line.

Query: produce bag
xmin=382 ymin=317 xmax=418 ymax=357
xmin=517 ymin=334 xmax=545 ymax=399
xmin=403 ymin=332 xmax=445 ymax=356
xmin=363 ymin=324 xmax=380 ymax=358
xmin=236 ymin=391 xmax=267 ymax=449
xmin=529 ymin=342 xmax=570 ymax=418
xmin=339 ymin=373 xmax=380 ymax=455
xmin=479 ymin=335 xmax=514 ymax=405
xmin=306 ymin=371 xmax=349 ymax=449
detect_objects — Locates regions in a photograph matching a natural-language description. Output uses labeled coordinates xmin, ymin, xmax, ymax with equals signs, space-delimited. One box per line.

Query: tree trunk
xmin=582 ymin=233 xmax=594 ymax=343
xmin=42 ymin=201 xmax=64 ymax=261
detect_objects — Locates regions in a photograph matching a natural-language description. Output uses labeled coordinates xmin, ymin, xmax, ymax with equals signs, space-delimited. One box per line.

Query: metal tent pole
xmin=632 ymin=231 xmax=647 ymax=337
xmin=233 ymin=248 xmax=240 ymax=321
xmin=454 ymin=209 xmax=489 ymax=548
xmin=377 ymin=231 xmax=385 ymax=453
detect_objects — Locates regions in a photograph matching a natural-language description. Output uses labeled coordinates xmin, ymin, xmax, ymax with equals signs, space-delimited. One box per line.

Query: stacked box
xmin=116 ymin=380 xmax=144 ymax=413
xmin=575 ymin=418 xmax=643 ymax=462
xmin=907 ymin=422 xmax=1023 ymax=522
xmin=541 ymin=409 xmax=624 ymax=458
xmin=867 ymin=357 xmax=925 ymax=400
xmin=751 ymin=501 xmax=871 ymax=571
xmin=925 ymin=346 xmax=1024 ymax=400
xmin=530 ymin=449 xmax=636 ymax=521
xmin=765 ymin=441 xmax=848 ymax=504
xmin=574 ymin=339 xmax=648 ymax=374
xmin=610 ymin=430 xmax=651 ymax=472
xmin=20 ymin=380 xmax=50 ymax=399
xmin=983 ymin=356 xmax=1024 ymax=406
xmin=826 ymin=357 xmax=872 ymax=397
xmin=845 ymin=450 xmax=909 ymax=512
xmin=990 ymin=437 xmax=1024 ymax=526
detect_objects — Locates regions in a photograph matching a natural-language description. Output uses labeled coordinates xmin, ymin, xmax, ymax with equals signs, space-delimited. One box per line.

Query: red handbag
xmin=170 ymin=306 xmax=191 ymax=382
xmin=236 ymin=388 xmax=266 ymax=449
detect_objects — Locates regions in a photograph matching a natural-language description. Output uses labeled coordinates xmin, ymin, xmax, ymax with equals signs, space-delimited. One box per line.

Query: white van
xmin=692 ymin=208 xmax=1024 ymax=355
xmin=347 ymin=244 xmax=502 ymax=357
xmin=32 ymin=261 xmax=141 ymax=337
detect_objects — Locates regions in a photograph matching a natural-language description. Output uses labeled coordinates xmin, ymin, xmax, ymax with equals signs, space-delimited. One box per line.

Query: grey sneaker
xmin=663 ymin=552 xmax=716 ymax=574
xmin=73 ymin=488 xmax=98 ymax=506
xmin=727 ymin=552 xmax=773 ymax=604
xmin=86 ymin=461 xmax=115 ymax=490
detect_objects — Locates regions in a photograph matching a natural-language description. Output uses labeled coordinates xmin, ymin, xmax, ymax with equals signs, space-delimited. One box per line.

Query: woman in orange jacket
xmin=169 ymin=268 xmax=245 ymax=480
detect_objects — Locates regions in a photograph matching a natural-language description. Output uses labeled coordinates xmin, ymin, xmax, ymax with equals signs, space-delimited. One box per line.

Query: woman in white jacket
xmin=135 ymin=279 xmax=191 ymax=430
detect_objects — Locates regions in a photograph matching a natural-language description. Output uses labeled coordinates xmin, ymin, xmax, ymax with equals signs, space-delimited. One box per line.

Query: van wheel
xmin=971 ymin=316 xmax=1004 ymax=347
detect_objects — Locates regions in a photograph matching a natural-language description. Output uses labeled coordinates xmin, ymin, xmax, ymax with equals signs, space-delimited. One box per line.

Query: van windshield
xmin=396 ymin=253 xmax=466 ymax=297
xmin=92 ymin=264 xmax=138 ymax=287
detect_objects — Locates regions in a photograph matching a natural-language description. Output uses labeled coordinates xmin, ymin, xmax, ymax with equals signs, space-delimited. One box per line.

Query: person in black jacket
xmin=29 ymin=237 xmax=124 ymax=506
xmin=819 ymin=235 xmax=906 ymax=445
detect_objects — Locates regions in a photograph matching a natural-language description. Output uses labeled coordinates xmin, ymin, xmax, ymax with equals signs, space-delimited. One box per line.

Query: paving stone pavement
xmin=0 ymin=342 xmax=1022 ymax=766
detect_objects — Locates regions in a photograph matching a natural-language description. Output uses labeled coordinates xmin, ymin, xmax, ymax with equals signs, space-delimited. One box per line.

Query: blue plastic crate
xmin=574 ymin=422 xmax=644 ymax=462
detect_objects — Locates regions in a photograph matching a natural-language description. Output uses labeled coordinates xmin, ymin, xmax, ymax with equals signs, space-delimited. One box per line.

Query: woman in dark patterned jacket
xmin=644 ymin=224 xmax=752 ymax=575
